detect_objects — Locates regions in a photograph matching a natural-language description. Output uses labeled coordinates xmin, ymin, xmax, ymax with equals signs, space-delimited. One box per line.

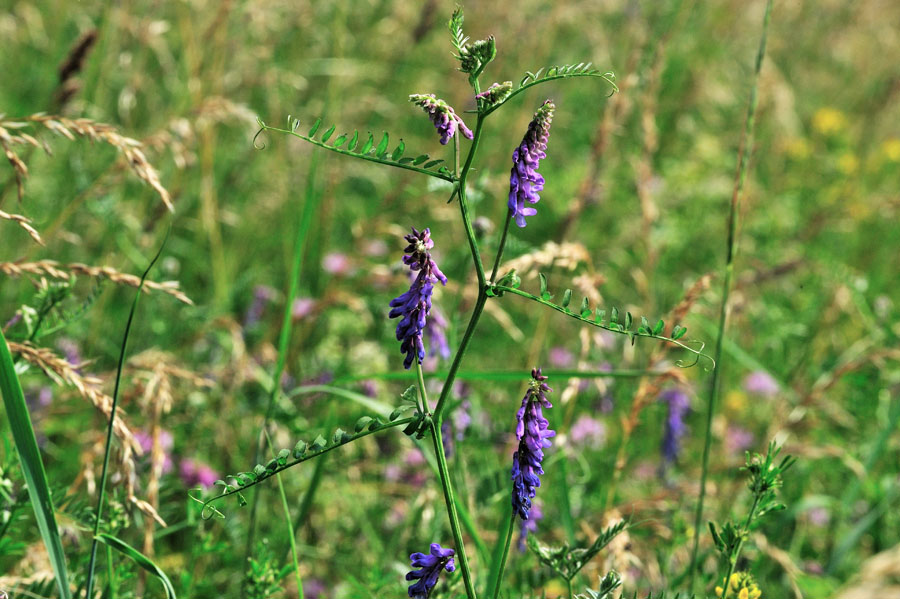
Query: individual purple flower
xmin=388 ymin=228 xmax=448 ymax=369
xmin=409 ymin=94 xmax=473 ymax=145
xmin=511 ymin=368 xmax=555 ymax=520
xmin=725 ymin=425 xmax=755 ymax=455
xmin=517 ymin=501 xmax=543 ymax=553
xmin=743 ymin=370 xmax=779 ymax=398
xmin=659 ymin=388 xmax=690 ymax=465
xmin=135 ymin=429 xmax=174 ymax=474
xmin=56 ymin=337 xmax=82 ymax=368
xmin=244 ymin=285 xmax=277 ymax=327
xmin=508 ymin=100 xmax=555 ymax=227
xmin=291 ymin=297 xmax=316 ymax=320
xmin=549 ymin=346 xmax=574 ymax=368
xmin=179 ymin=458 xmax=219 ymax=489
xmin=570 ymin=415 xmax=606 ymax=449
xmin=322 ymin=252 xmax=352 ymax=276
xmin=406 ymin=543 xmax=455 ymax=598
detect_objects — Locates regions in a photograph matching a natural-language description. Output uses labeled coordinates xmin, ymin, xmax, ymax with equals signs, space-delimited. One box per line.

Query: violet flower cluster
xmin=406 ymin=543 xmax=455 ymax=598
xmin=659 ymin=387 xmax=690 ymax=465
xmin=508 ymin=100 xmax=555 ymax=227
xmin=511 ymin=368 xmax=555 ymax=520
xmin=389 ymin=227 xmax=448 ymax=369
xmin=410 ymin=94 xmax=473 ymax=145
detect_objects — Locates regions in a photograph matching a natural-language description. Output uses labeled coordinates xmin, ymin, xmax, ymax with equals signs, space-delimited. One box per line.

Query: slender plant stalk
xmin=688 ymin=0 xmax=773 ymax=589
xmin=244 ymin=151 xmax=321 ymax=570
xmin=268 ymin=432 xmax=304 ymax=599
xmin=489 ymin=212 xmax=513 ymax=284
xmin=567 ymin=577 xmax=574 ymax=599
xmin=85 ymin=232 xmax=168 ymax=599
xmin=488 ymin=512 xmax=516 ymax=599
xmin=717 ymin=494 xmax=761 ymax=599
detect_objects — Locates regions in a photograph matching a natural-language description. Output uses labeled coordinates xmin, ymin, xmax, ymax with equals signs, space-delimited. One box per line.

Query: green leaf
xmin=0 ymin=330 xmax=72 ymax=599
xmin=254 ymin=464 xmax=267 ymax=477
xmin=539 ymin=273 xmax=551 ymax=300
xmin=321 ymin=124 xmax=336 ymax=143
xmin=672 ymin=325 xmax=687 ymax=340
xmin=347 ymin=130 xmax=359 ymax=151
xmin=360 ymin=133 xmax=375 ymax=154
xmin=355 ymin=416 xmax=374 ymax=433
xmin=624 ymin=312 xmax=633 ymax=330
xmin=400 ymin=385 xmax=418 ymax=404
xmin=391 ymin=140 xmax=406 ymax=160
xmin=308 ymin=119 xmax=321 ymax=137
xmin=413 ymin=154 xmax=429 ymax=165
xmin=610 ymin=307 xmax=619 ymax=325
xmin=653 ymin=319 xmax=665 ymax=336
xmin=375 ymin=132 xmax=389 ymax=158
xmin=293 ymin=440 xmax=307 ymax=458
xmin=595 ymin=308 xmax=605 ymax=324
xmin=332 ymin=428 xmax=349 ymax=444
xmin=95 ymin=533 xmax=176 ymax=599
xmin=310 ymin=435 xmax=327 ymax=452
xmin=580 ymin=297 xmax=591 ymax=318
xmin=561 ymin=289 xmax=573 ymax=309
xmin=423 ymin=159 xmax=444 ymax=169
xmin=276 ymin=448 xmax=290 ymax=466
xmin=332 ymin=133 xmax=348 ymax=148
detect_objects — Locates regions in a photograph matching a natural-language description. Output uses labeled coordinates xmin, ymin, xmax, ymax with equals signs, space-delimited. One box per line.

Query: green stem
xmin=688 ymin=1 xmax=772 ymax=588
xmin=85 ymin=233 xmax=166 ymax=599
xmin=458 ymin=115 xmax=487 ymax=287
xmin=266 ymin=431 xmax=304 ymax=599
xmin=431 ymin=419 xmax=478 ymax=599
xmin=567 ymin=576 xmax=574 ymax=599
xmin=415 ymin=359 xmax=429 ymax=414
xmin=718 ymin=494 xmax=760 ymax=598
xmin=489 ymin=513 xmax=516 ymax=599
xmin=489 ymin=212 xmax=512 ymax=284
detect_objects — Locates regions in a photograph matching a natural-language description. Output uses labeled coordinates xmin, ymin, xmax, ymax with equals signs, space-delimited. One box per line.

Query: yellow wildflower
xmin=837 ymin=153 xmax=859 ymax=175
xmin=881 ymin=138 xmax=900 ymax=162
xmin=812 ymin=107 xmax=846 ymax=135
xmin=715 ymin=571 xmax=762 ymax=599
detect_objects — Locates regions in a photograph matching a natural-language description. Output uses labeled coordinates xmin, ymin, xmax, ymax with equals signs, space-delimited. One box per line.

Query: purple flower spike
xmin=406 ymin=543 xmax=455 ymax=599
xmin=659 ymin=388 xmax=691 ymax=465
xmin=511 ymin=368 xmax=555 ymax=521
xmin=389 ymin=228 xmax=448 ymax=369
xmin=410 ymin=94 xmax=473 ymax=145
xmin=508 ymin=100 xmax=555 ymax=228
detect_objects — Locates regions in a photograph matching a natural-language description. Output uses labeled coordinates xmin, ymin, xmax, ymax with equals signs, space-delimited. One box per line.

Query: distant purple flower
xmin=549 ymin=346 xmax=574 ymax=368
xmin=570 ymin=415 xmax=606 ymax=449
xmin=517 ymin=501 xmax=543 ymax=552
xmin=743 ymin=370 xmax=779 ymax=397
xmin=659 ymin=388 xmax=690 ymax=465
xmin=424 ymin=304 xmax=450 ymax=361
xmin=133 ymin=428 xmax=174 ymax=474
xmin=56 ymin=337 xmax=82 ymax=368
xmin=303 ymin=578 xmax=327 ymax=599
xmin=511 ymin=368 xmax=555 ymax=521
xmin=3 ymin=312 xmax=23 ymax=330
xmin=406 ymin=543 xmax=455 ymax=599
xmin=322 ymin=252 xmax=352 ymax=275
xmin=441 ymin=399 xmax=472 ymax=457
xmin=725 ymin=426 xmax=755 ymax=455
xmin=292 ymin=297 xmax=316 ymax=320
xmin=360 ymin=379 xmax=378 ymax=398
xmin=179 ymin=458 xmax=219 ymax=489
xmin=807 ymin=507 xmax=830 ymax=527
xmin=244 ymin=285 xmax=277 ymax=327
xmin=508 ymin=100 xmax=555 ymax=227
xmin=389 ymin=228 xmax=448 ymax=369
xmin=409 ymin=94 xmax=473 ymax=145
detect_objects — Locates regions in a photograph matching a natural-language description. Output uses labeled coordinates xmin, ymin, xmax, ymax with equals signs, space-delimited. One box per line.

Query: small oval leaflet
xmin=292 ymin=440 xmax=308 ymax=459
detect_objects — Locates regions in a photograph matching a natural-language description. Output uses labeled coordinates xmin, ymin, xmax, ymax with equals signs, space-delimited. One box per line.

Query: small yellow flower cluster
xmin=812 ymin=107 xmax=846 ymax=135
xmin=715 ymin=571 xmax=762 ymax=599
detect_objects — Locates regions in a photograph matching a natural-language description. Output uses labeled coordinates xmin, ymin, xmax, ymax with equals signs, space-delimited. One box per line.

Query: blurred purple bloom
xmin=409 ymin=94 xmax=473 ymax=145
xmin=179 ymin=458 xmax=219 ymax=489
xmin=291 ymin=297 xmax=316 ymax=320
xmin=570 ymin=415 xmax=606 ymax=449
xmin=517 ymin=501 xmax=543 ymax=552
xmin=4 ymin=312 xmax=23 ymax=330
xmin=659 ymin=388 xmax=690 ymax=465
xmin=303 ymin=579 xmax=327 ymax=599
xmin=441 ymin=399 xmax=472 ymax=457
xmin=511 ymin=368 xmax=555 ymax=521
xmin=56 ymin=337 xmax=82 ymax=368
xmin=424 ymin=304 xmax=451 ymax=361
xmin=389 ymin=228 xmax=448 ymax=369
xmin=360 ymin=379 xmax=378 ymax=398
xmin=549 ymin=346 xmax=574 ymax=368
xmin=807 ymin=507 xmax=830 ymax=527
xmin=406 ymin=543 xmax=455 ymax=599
xmin=743 ymin=370 xmax=779 ymax=397
xmin=322 ymin=252 xmax=352 ymax=275
xmin=508 ymin=100 xmax=555 ymax=227
xmin=725 ymin=426 xmax=755 ymax=455
xmin=244 ymin=285 xmax=277 ymax=327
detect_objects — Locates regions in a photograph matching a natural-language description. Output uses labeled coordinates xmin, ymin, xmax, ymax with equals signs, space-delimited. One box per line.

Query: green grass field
xmin=1 ymin=1 xmax=898 ymax=598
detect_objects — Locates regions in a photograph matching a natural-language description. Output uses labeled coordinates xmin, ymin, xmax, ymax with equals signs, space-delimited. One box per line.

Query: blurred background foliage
xmin=1 ymin=0 xmax=898 ymax=597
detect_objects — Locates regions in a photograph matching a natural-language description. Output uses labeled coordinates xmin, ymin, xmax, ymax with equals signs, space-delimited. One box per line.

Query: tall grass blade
xmin=0 ymin=329 xmax=72 ymax=599
xmin=95 ymin=533 xmax=177 ymax=599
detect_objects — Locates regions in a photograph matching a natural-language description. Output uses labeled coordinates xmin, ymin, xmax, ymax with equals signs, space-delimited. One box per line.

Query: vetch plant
xmin=209 ymin=7 xmax=717 ymax=598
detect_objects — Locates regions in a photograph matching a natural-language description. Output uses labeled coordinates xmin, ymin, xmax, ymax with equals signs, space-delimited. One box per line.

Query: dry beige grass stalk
xmin=0 ymin=259 xmax=192 ymax=304
xmin=8 ymin=341 xmax=141 ymax=456
xmin=0 ymin=113 xmax=172 ymax=211
xmin=0 ymin=207 xmax=42 ymax=244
